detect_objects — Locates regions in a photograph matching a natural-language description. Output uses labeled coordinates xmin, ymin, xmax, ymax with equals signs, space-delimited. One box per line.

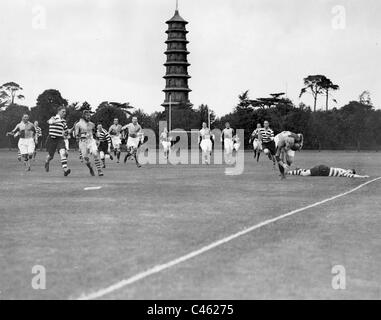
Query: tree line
xmin=0 ymin=80 xmax=380 ymax=151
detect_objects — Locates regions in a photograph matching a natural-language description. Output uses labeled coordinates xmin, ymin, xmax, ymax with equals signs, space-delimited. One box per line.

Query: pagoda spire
xmin=162 ymin=6 xmax=192 ymax=111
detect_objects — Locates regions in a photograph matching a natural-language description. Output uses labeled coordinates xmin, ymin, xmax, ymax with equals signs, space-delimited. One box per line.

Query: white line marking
xmin=76 ymin=177 xmax=381 ymax=300
xmin=84 ymin=186 xmax=102 ymax=191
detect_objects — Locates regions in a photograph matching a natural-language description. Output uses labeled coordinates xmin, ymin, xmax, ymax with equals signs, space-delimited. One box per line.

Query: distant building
xmin=162 ymin=8 xmax=192 ymax=115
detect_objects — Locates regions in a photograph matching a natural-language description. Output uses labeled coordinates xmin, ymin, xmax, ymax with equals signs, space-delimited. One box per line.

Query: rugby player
xmin=96 ymin=123 xmax=113 ymax=168
xmin=33 ymin=121 xmax=42 ymax=159
xmin=160 ymin=127 xmax=171 ymax=159
xmin=74 ymin=110 xmax=103 ymax=176
xmin=122 ymin=117 xmax=142 ymax=168
xmin=274 ymin=131 xmax=304 ymax=179
xmin=221 ymin=122 xmax=234 ymax=164
xmin=249 ymin=123 xmax=262 ymax=162
xmin=199 ymin=122 xmax=213 ymax=165
xmin=108 ymin=118 xmax=123 ymax=163
xmin=287 ymin=165 xmax=369 ymax=178
xmin=45 ymin=107 xmax=71 ymax=176
xmin=7 ymin=114 xmax=36 ymax=171
xmin=259 ymin=121 xmax=276 ymax=166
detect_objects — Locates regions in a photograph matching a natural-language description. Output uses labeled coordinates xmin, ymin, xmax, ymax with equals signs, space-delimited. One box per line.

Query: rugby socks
xmin=287 ymin=169 xmax=303 ymax=176
xmin=60 ymin=154 xmax=68 ymax=171
xmin=17 ymin=150 xmax=22 ymax=162
xmin=116 ymin=150 xmax=121 ymax=162
xmin=94 ymin=158 xmax=102 ymax=172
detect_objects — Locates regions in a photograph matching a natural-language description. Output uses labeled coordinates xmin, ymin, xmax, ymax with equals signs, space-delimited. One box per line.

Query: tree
xmin=92 ymin=102 xmax=129 ymax=129
xmin=299 ymin=75 xmax=326 ymax=112
xmin=359 ymin=90 xmax=372 ymax=106
xmin=0 ymin=82 xmax=25 ymax=110
xmin=30 ymin=89 xmax=68 ymax=140
xmin=320 ymin=77 xmax=339 ymax=111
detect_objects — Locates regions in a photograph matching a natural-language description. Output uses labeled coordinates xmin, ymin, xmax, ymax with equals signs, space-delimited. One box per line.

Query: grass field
xmin=0 ymin=149 xmax=380 ymax=300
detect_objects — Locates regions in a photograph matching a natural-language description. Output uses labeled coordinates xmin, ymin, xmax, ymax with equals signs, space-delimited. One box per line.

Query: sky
xmin=0 ymin=0 xmax=380 ymax=116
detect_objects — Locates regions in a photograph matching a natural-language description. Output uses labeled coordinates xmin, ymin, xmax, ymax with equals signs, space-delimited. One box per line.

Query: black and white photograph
xmin=0 ymin=0 xmax=380 ymax=305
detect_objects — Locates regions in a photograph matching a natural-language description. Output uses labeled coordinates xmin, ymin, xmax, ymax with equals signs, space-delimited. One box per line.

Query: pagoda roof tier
xmin=163 ymin=88 xmax=192 ymax=92
xmin=163 ymin=74 xmax=191 ymax=79
xmin=165 ymin=39 xmax=189 ymax=44
xmin=164 ymin=50 xmax=190 ymax=54
xmin=166 ymin=10 xmax=188 ymax=24
xmin=166 ymin=29 xmax=188 ymax=34
xmin=164 ymin=61 xmax=190 ymax=66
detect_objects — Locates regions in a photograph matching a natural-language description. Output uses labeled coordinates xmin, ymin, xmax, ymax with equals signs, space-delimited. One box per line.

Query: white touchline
xmin=76 ymin=177 xmax=381 ymax=300
xmin=84 ymin=186 xmax=102 ymax=191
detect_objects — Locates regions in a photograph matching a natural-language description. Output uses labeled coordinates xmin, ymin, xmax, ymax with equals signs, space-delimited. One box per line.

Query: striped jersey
xmin=259 ymin=128 xmax=274 ymax=143
xmin=35 ymin=126 xmax=42 ymax=138
xmin=48 ymin=115 xmax=68 ymax=138
xmin=96 ymin=128 xmax=112 ymax=144
xmin=329 ymin=167 xmax=357 ymax=178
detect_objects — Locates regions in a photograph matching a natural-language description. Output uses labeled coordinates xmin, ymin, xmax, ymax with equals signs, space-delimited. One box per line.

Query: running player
xmin=74 ymin=110 xmax=104 ymax=176
xmin=45 ymin=107 xmax=71 ymax=176
xmin=122 ymin=117 xmax=142 ymax=167
xmin=199 ymin=122 xmax=213 ymax=165
xmin=249 ymin=123 xmax=262 ymax=162
xmin=160 ymin=127 xmax=171 ymax=159
xmin=6 ymin=114 xmax=36 ymax=171
xmin=259 ymin=120 xmax=276 ymax=166
xmin=287 ymin=165 xmax=369 ymax=178
xmin=96 ymin=123 xmax=113 ymax=168
xmin=221 ymin=122 xmax=234 ymax=164
xmin=33 ymin=121 xmax=42 ymax=159
xmin=274 ymin=131 xmax=304 ymax=179
xmin=233 ymin=135 xmax=241 ymax=152
xmin=108 ymin=118 xmax=123 ymax=163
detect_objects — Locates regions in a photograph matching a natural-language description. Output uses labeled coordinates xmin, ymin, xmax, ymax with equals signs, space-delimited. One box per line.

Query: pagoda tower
xmin=162 ymin=6 xmax=192 ymax=114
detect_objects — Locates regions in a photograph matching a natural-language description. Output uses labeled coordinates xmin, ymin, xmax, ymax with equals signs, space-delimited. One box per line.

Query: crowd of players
xmin=5 ymin=106 xmax=369 ymax=179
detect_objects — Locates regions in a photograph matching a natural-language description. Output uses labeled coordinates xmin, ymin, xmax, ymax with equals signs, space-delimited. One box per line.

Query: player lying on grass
xmin=287 ymin=165 xmax=369 ymax=178
xmin=6 ymin=114 xmax=36 ymax=171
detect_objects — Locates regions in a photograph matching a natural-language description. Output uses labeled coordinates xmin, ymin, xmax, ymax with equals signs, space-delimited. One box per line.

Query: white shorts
xmin=200 ymin=139 xmax=212 ymax=153
xmin=18 ymin=138 xmax=35 ymax=155
xmin=161 ymin=141 xmax=171 ymax=151
xmin=127 ymin=136 xmax=140 ymax=149
xmin=79 ymin=138 xmax=98 ymax=157
xmin=253 ymin=139 xmax=262 ymax=150
xmin=111 ymin=136 xmax=121 ymax=148
xmin=224 ymin=139 xmax=234 ymax=154
xmin=64 ymin=139 xmax=69 ymax=151
xmin=234 ymin=142 xmax=241 ymax=151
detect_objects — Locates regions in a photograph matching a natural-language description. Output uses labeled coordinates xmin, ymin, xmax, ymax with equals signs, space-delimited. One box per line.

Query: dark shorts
xmin=262 ymin=141 xmax=276 ymax=155
xmin=310 ymin=165 xmax=330 ymax=176
xmin=98 ymin=141 xmax=109 ymax=153
xmin=46 ymin=136 xmax=66 ymax=158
